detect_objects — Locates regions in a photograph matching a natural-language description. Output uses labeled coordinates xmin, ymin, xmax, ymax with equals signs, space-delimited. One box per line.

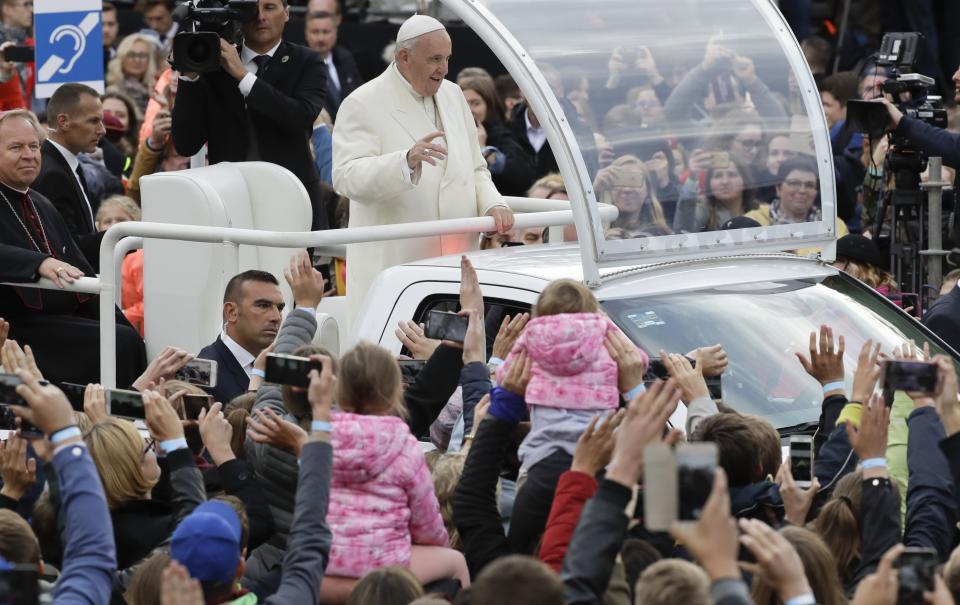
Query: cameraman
xmin=881 ymin=66 xmax=960 ymax=183
xmin=172 ymin=0 xmax=330 ymax=229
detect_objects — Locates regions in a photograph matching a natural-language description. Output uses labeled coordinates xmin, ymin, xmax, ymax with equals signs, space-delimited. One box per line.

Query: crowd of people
xmin=3 ymin=252 xmax=960 ymax=605
xmin=4 ymin=0 xmax=960 ymax=603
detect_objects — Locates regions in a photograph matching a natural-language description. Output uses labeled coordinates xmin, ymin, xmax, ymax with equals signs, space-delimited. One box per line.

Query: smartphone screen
xmin=108 ymin=389 xmax=145 ymax=420
xmin=59 ymin=382 xmax=87 ymax=412
xmin=175 ymin=358 xmax=218 ymax=388
xmin=423 ymin=310 xmax=468 ymax=343
xmin=789 ymin=436 xmax=813 ymax=484
xmin=398 ymin=359 xmax=426 ymax=386
xmin=0 ymin=564 xmax=40 ymax=605
xmin=677 ymin=443 xmax=717 ymax=522
xmin=182 ymin=394 xmax=213 ymax=420
xmin=0 ymin=373 xmax=43 ymax=438
xmin=896 ymin=547 xmax=937 ymax=603
xmin=883 ymin=360 xmax=938 ymax=393
xmin=643 ymin=443 xmax=677 ymax=532
xmin=264 ymin=354 xmax=319 ymax=388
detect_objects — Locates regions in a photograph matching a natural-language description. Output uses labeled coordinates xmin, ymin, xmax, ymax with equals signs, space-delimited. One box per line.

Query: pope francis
xmin=332 ymin=14 xmax=513 ymax=311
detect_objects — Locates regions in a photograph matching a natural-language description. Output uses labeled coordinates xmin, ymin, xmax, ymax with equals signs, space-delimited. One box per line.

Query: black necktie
xmin=253 ymin=54 xmax=270 ymax=74
xmin=74 ymin=164 xmax=95 ymax=230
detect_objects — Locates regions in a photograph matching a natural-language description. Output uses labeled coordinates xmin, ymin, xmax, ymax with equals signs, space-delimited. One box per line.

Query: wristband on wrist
xmin=160 ymin=437 xmax=188 ymax=453
xmin=50 ymin=425 xmax=81 ymax=445
xmin=822 ymin=381 xmax=845 ymax=395
xmin=622 ymin=383 xmax=646 ymax=401
xmin=251 ymin=368 xmax=266 ymax=378
xmin=784 ymin=594 xmax=816 ymax=605
xmin=860 ymin=457 xmax=887 ymax=470
xmin=311 ymin=420 xmax=333 ymax=433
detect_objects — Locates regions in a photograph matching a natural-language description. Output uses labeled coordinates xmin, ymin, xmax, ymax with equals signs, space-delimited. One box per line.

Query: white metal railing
xmin=4 ymin=204 xmax=617 ymax=387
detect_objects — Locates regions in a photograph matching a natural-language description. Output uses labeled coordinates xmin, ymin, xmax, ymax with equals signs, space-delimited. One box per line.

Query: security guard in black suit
xmin=172 ymin=0 xmax=329 ymax=229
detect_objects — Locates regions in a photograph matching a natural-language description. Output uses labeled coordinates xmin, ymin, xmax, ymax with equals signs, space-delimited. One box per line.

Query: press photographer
xmin=170 ymin=0 xmax=330 ymax=230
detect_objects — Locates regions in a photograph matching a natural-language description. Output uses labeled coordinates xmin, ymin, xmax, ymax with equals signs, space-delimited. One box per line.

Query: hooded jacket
xmin=327 ymin=412 xmax=448 ymax=577
xmin=497 ymin=313 xmax=630 ymax=410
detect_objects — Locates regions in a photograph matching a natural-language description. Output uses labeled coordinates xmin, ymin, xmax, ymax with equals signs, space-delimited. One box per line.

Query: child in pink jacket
xmin=497 ymin=278 xmax=648 ymax=474
xmin=326 ymin=342 xmax=469 ymax=587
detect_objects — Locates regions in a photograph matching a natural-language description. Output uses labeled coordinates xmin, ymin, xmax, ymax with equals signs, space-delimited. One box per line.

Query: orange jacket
xmin=121 ymin=249 xmax=144 ymax=337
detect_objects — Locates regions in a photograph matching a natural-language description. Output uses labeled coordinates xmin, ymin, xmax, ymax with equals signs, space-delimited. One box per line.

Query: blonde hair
xmin=429 ymin=453 xmax=466 ymax=550
xmin=594 ymin=155 xmax=667 ymax=230
xmin=336 ymin=342 xmax=403 ymax=416
xmin=635 ymin=559 xmax=711 ymax=605
xmin=85 ymin=418 xmax=158 ymax=508
xmin=107 ymin=33 xmax=158 ymax=89
xmin=534 ymin=278 xmax=599 ymax=318
xmin=527 ymin=173 xmax=566 ymax=198
xmin=96 ymin=195 xmax=141 ymax=226
xmin=840 ymin=259 xmax=897 ymax=290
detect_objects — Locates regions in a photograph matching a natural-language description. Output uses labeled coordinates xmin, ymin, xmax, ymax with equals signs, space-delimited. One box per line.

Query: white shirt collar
xmin=220 ymin=329 xmax=256 ymax=376
xmin=524 ymin=109 xmax=542 ymax=133
xmin=47 ymin=138 xmax=79 ymax=172
xmin=524 ymin=109 xmax=547 ymax=152
xmin=241 ymin=40 xmax=282 ymax=67
xmin=325 ymin=54 xmax=341 ymax=90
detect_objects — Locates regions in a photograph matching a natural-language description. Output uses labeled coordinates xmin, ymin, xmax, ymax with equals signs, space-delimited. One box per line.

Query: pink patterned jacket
xmin=327 ymin=412 xmax=448 ymax=577
xmin=497 ymin=312 xmax=644 ymax=410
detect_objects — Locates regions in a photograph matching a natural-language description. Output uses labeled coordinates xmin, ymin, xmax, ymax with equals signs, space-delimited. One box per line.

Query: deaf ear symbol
xmin=37 ymin=12 xmax=99 ymax=82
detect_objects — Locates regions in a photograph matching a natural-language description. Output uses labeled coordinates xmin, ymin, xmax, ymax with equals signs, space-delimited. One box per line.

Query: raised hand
xmin=775 ymin=460 xmax=820 ymax=526
xmin=690 ymin=344 xmax=727 ymax=377
xmin=795 ymin=325 xmax=845 ymax=387
xmin=143 ymin=389 xmax=186 ymax=444
xmin=933 ymin=355 xmax=960 ymax=437
xmin=133 ymin=346 xmax=193 ymax=392
xmin=850 ymin=544 xmax=902 ymax=605
xmin=197 ymin=402 xmax=235 ymax=465
xmin=395 ymin=320 xmax=441 ymax=361
xmin=1 ymin=340 xmax=43 ymax=381
xmin=10 ymin=371 xmax=75 ymax=437
xmin=669 ymin=469 xmax=739 ymax=581
xmin=604 ymin=330 xmax=647 ymax=393
xmin=83 ymin=383 xmax=108 ymax=424
xmin=161 ymin=561 xmax=205 ymax=605
xmin=0 ymin=432 xmax=37 ymax=500
xmin=846 ymin=393 xmax=889 ymax=464
xmin=606 ymin=379 xmax=681 ymax=487
xmin=662 ymin=349 xmax=709 ymax=403
xmin=501 ymin=350 xmax=532 ymax=397
xmin=285 ymin=250 xmax=325 ymax=310
xmin=492 ymin=313 xmax=529 ymax=361
xmin=407 ymin=131 xmax=447 ymax=169
xmin=851 ymin=339 xmax=882 ymax=403
xmin=461 ymin=309 xmax=486 ymax=365
xmin=571 ymin=409 xmax=624 ymax=477
xmin=459 ymin=255 xmax=484 ymax=314
xmin=738 ymin=519 xmax=812 ymax=600
xmin=246 ymin=407 xmax=308 ymax=456
xmin=307 ymin=355 xmax=336 ymax=422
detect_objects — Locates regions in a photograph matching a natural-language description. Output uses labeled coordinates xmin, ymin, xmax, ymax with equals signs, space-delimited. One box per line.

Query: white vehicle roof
xmin=406 ymin=244 xmax=836 ymax=299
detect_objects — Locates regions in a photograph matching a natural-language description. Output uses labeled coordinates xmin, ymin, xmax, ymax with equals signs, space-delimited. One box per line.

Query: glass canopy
xmin=443 ymin=0 xmax=837 ymax=279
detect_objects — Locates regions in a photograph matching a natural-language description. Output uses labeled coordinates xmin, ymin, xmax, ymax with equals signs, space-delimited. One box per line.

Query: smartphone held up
xmin=643 ymin=442 xmax=717 ymax=531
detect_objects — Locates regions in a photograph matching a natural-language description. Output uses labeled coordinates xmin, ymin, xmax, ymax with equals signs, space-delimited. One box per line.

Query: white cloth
xmin=332 ymin=62 xmax=506 ymax=318
xmin=525 ymin=109 xmax=547 ymax=153
xmin=237 ymin=41 xmax=283 ymax=97
xmin=220 ymin=329 xmax=256 ymax=379
xmin=47 ymin=139 xmax=94 ymax=228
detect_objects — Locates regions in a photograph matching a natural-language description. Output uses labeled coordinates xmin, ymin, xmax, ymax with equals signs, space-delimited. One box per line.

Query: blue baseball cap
xmin=170 ymin=500 xmax=242 ymax=584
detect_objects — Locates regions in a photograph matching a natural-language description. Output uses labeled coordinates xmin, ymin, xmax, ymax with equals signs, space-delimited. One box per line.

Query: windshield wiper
xmin=778 ymin=420 xmax=819 ymax=437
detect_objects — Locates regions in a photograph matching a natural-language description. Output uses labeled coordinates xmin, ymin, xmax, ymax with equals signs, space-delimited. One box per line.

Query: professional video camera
xmin=847 ymin=33 xmax=947 ymax=141
xmin=171 ymin=0 xmax=259 ymax=73
xmin=846 ymin=33 xmax=951 ymax=311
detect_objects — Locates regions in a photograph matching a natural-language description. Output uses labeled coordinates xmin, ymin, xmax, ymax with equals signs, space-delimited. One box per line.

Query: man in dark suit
xmin=924 ymin=283 xmax=960 ymax=354
xmin=31 ymin=83 xmax=106 ymax=270
xmin=171 ymin=0 xmax=330 ymax=230
xmin=0 ymin=109 xmax=145 ymax=387
xmin=197 ymin=270 xmax=285 ymax=404
xmin=304 ymin=9 xmax=361 ymax=121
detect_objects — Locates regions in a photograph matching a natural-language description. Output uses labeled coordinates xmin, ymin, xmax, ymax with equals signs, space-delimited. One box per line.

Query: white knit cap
xmin=396 ymin=14 xmax=445 ymax=44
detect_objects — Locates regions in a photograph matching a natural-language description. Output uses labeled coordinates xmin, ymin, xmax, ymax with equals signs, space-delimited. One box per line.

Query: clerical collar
xmin=0 ymin=179 xmax=29 ymax=195
xmin=393 ymin=62 xmax=426 ymax=99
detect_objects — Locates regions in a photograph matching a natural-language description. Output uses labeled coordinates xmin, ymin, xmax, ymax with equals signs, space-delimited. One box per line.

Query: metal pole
xmin=921 ymin=156 xmax=949 ymax=309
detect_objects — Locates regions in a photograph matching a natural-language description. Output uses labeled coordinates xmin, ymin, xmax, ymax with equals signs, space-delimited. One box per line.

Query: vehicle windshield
xmin=477 ymin=0 xmax=831 ymax=251
xmin=603 ymin=274 xmax=959 ymax=430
